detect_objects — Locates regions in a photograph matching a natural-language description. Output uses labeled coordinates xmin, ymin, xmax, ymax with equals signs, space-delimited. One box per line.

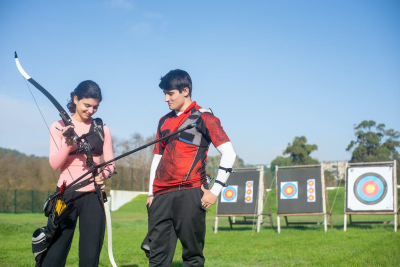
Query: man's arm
xmin=201 ymin=141 xmax=236 ymax=209
xmin=147 ymin=154 xmax=162 ymax=206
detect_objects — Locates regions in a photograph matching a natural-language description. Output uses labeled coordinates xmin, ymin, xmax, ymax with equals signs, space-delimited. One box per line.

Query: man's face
xmin=163 ymin=88 xmax=189 ymax=112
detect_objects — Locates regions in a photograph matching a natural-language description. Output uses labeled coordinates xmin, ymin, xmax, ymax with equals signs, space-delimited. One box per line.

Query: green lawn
xmin=1 ymin=189 xmax=399 ymax=267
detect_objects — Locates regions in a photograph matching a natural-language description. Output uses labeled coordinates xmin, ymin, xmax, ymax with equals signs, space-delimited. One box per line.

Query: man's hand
xmin=147 ymin=195 xmax=154 ymax=207
xmin=200 ymin=184 xmax=218 ymax=209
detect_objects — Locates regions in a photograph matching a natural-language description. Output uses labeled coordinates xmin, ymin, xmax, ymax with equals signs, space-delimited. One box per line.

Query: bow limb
xmin=14 ymin=52 xmax=73 ymax=125
xmin=103 ymin=196 xmax=118 ymax=267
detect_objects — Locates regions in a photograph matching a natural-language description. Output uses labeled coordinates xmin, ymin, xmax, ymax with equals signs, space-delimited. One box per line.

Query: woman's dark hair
xmin=159 ymin=69 xmax=192 ymax=97
xmin=67 ymin=80 xmax=102 ymax=113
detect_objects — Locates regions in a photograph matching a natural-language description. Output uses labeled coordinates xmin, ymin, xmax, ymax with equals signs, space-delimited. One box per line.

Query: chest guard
xmin=167 ymin=108 xmax=212 ymax=148
xmin=69 ymin=118 xmax=105 ymax=156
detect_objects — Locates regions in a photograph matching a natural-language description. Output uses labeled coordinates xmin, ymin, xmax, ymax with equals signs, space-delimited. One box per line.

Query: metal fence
xmin=0 ymin=189 xmax=51 ymax=213
xmin=0 ymin=166 xmax=150 ymax=213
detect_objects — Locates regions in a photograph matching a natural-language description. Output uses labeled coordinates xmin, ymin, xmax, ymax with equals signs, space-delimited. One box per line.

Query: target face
xmin=347 ymin=166 xmax=394 ymax=211
xmin=245 ymin=181 xmax=254 ymax=203
xmin=280 ymin=182 xmax=298 ymax=199
xmin=221 ymin=186 xmax=238 ymax=202
xmin=307 ymin=179 xmax=316 ymax=202
xmin=354 ymin=173 xmax=387 ymax=205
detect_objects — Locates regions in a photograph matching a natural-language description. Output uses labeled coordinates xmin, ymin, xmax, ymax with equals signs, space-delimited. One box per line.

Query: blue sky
xmin=1 ymin=0 xmax=399 ymax=165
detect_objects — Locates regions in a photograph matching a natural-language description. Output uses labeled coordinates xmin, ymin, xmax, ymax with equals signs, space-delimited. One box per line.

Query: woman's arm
xmin=101 ymin=125 xmax=116 ymax=178
xmin=49 ymin=121 xmax=75 ymax=170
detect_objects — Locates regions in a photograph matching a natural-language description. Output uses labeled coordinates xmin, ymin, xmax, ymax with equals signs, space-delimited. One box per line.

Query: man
xmin=147 ymin=69 xmax=236 ymax=267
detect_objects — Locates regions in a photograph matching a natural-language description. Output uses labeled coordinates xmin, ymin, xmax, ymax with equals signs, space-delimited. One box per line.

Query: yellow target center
xmin=286 ymin=187 xmax=293 ymax=194
xmin=226 ymin=191 xmax=233 ymax=197
xmin=366 ymin=184 xmax=375 ymax=193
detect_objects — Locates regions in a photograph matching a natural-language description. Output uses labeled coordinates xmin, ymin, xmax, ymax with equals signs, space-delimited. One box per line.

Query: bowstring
xmin=22 ymin=78 xmax=76 ymax=182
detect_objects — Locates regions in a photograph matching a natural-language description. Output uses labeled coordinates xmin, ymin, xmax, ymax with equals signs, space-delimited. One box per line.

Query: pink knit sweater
xmin=49 ymin=117 xmax=115 ymax=192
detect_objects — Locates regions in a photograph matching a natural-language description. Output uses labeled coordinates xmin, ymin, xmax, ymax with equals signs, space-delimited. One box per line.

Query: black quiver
xmin=32 ymin=216 xmax=58 ymax=267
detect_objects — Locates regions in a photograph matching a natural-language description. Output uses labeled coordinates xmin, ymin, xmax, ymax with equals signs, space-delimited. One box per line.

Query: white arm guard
xmin=148 ymin=154 xmax=162 ymax=196
xmin=210 ymin=142 xmax=236 ymax=196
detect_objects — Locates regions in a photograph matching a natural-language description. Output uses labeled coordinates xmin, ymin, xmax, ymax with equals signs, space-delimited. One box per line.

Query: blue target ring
xmin=354 ymin=173 xmax=387 ymax=205
xmin=222 ymin=186 xmax=237 ymax=202
xmin=281 ymin=182 xmax=297 ymax=199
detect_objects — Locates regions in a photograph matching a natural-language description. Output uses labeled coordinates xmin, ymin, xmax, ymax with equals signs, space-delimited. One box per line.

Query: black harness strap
xmin=219 ymin=166 xmax=234 ymax=173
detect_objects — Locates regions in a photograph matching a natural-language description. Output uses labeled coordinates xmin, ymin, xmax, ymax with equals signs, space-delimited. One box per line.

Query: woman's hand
xmin=90 ymin=172 xmax=105 ymax=188
xmin=94 ymin=172 xmax=105 ymax=185
xmin=61 ymin=125 xmax=75 ymax=146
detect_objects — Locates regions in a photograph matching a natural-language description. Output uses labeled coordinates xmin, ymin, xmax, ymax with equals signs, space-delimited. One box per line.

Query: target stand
xmin=344 ymin=161 xmax=398 ymax=232
xmin=276 ymin=164 xmax=333 ymax=233
xmin=214 ymin=166 xmax=272 ymax=233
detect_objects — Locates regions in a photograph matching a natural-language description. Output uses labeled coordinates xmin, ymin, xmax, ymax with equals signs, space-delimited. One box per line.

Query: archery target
xmin=280 ymin=182 xmax=298 ymax=199
xmin=221 ymin=186 xmax=238 ymax=203
xmin=347 ymin=166 xmax=394 ymax=211
xmin=307 ymin=179 xmax=316 ymax=202
xmin=244 ymin=181 xmax=254 ymax=203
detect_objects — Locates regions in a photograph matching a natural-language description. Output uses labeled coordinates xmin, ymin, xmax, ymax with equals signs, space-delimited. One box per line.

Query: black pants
xmin=148 ymin=187 xmax=206 ymax=267
xmin=42 ymin=190 xmax=105 ymax=267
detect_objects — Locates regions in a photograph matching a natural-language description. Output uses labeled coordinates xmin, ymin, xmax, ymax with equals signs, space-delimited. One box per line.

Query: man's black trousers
xmin=148 ymin=187 xmax=206 ymax=267
xmin=41 ymin=190 xmax=105 ymax=267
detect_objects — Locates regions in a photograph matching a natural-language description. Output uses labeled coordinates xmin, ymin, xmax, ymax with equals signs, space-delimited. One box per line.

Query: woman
xmin=41 ymin=80 xmax=115 ymax=267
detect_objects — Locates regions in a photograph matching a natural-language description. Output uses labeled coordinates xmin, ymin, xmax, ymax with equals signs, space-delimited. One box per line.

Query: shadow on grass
xmin=277 ymin=225 xmax=326 ymax=231
xmin=214 ymin=226 xmax=261 ymax=231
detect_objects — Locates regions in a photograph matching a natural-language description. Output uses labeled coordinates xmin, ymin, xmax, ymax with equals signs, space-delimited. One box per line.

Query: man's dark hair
xmin=159 ymin=69 xmax=192 ymax=97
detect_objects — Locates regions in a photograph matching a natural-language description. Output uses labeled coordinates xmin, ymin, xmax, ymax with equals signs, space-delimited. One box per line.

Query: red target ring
xmin=361 ymin=180 xmax=379 ymax=197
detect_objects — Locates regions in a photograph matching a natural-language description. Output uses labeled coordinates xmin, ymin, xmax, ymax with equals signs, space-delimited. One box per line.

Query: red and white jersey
xmin=153 ymin=101 xmax=230 ymax=195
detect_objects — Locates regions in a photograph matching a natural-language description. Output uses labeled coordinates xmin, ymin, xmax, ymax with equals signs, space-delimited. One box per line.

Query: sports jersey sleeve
xmin=153 ymin=119 xmax=165 ymax=155
xmin=210 ymin=142 xmax=236 ymax=196
xmin=148 ymin=154 xmax=162 ymax=195
xmin=201 ymin=113 xmax=230 ymax=148
xmin=49 ymin=121 xmax=75 ymax=170
xmin=100 ymin=125 xmax=116 ymax=179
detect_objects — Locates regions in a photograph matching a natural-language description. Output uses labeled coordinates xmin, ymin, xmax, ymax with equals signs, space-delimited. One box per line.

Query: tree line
xmin=1 ymin=120 xmax=398 ymax=191
xmin=271 ymin=120 xmax=399 ymax=185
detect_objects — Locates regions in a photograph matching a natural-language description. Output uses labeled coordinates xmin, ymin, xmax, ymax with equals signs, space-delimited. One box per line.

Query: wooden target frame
xmin=344 ymin=161 xmax=398 ymax=232
xmin=276 ymin=164 xmax=333 ymax=233
xmin=214 ymin=166 xmax=273 ymax=233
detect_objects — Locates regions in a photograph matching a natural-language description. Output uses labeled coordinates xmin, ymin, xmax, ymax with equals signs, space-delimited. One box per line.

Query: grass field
xmin=1 ymin=189 xmax=399 ymax=266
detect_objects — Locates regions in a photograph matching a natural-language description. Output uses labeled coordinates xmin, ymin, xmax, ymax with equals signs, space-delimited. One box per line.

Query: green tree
xmin=346 ymin=120 xmax=399 ymax=162
xmin=271 ymin=136 xmax=319 ymax=169
xmin=346 ymin=120 xmax=400 ymax=182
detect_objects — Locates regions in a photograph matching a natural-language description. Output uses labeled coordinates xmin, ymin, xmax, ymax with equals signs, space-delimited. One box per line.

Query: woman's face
xmin=73 ymin=96 xmax=100 ymax=122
